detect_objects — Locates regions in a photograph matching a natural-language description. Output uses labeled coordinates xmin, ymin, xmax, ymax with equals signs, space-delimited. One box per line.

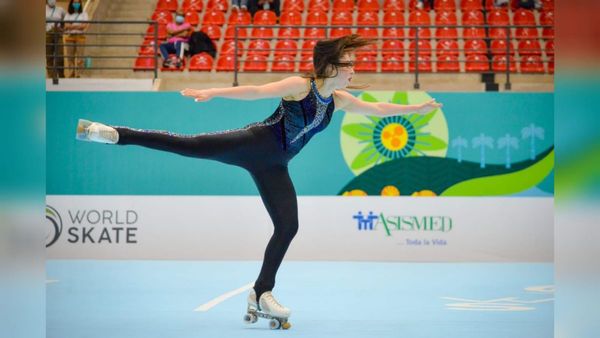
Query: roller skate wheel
xmin=269 ymin=319 xmax=281 ymax=330
xmin=281 ymin=321 xmax=291 ymax=330
xmin=243 ymin=313 xmax=257 ymax=324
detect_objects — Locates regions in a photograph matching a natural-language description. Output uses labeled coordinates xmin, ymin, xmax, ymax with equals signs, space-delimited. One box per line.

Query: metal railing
xmin=46 ymin=20 xmax=158 ymax=85
xmin=231 ymin=24 xmax=553 ymax=89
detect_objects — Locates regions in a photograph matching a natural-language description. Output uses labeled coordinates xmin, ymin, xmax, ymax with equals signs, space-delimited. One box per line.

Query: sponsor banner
xmin=46 ymin=195 xmax=552 ymax=262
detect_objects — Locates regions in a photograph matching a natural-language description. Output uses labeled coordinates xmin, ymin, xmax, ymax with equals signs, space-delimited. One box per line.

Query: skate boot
xmin=76 ymin=119 xmax=119 ymax=144
xmin=243 ymin=290 xmax=291 ymax=330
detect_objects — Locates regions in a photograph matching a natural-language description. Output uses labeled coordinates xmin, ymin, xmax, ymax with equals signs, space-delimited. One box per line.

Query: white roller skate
xmin=243 ymin=290 xmax=291 ymax=330
xmin=76 ymin=119 xmax=119 ymax=144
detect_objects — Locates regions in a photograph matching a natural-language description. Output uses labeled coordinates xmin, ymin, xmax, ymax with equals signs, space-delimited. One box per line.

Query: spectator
xmin=231 ymin=0 xmax=248 ymax=11
xmin=416 ymin=0 xmax=434 ymax=10
xmin=46 ymin=0 xmax=66 ymax=78
xmin=63 ymin=0 xmax=89 ymax=78
xmin=247 ymin=0 xmax=280 ymax=17
xmin=160 ymin=8 xmax=193 ymax=68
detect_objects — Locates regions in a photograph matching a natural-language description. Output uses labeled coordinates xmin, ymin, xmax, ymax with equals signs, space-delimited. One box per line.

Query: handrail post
xmin=153 ymin=21 xmax=158 ymax=82
xmin=233 ymin=25 xmax=239 ymax=87
xmin=504 ymin=25 xmax=511 ymax=90
xmin=414 ymin=25 xmax=420 ymax=89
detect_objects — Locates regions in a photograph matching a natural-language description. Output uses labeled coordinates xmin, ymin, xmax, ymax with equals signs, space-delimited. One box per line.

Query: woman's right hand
xmin=180 ymin=88 xmax=214 ymax=102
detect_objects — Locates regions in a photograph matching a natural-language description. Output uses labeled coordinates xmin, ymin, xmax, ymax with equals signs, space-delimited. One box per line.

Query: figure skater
xmin=75 ymin=34 xmax=441 ymax=329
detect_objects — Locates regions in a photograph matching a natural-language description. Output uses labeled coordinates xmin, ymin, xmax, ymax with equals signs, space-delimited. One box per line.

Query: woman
xmin=76 ymin=35 xmax=441 ymax=328
xmin=63 ymin=0 xmax=89 ymax=78
xmin=46 ymin=0 xmax=66 ymax=78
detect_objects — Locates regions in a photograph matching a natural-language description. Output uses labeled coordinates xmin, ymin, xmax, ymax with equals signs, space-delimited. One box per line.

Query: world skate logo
xmin=353 ymin=211 xmax=378 ymax=230
xmin=46 ymin=205 xmax=63 ymax=247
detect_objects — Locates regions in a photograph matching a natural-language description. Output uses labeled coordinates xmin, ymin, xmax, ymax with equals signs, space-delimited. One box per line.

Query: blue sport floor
xmin=47 ymin=261 xmax=553 ymax=338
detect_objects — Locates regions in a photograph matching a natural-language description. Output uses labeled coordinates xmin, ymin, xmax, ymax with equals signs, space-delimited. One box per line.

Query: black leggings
xmin=115 ymin=125 xmax=297 ymax=300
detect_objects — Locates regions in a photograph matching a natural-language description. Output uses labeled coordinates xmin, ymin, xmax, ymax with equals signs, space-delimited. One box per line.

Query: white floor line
xmin=46 ymin=279 xmax=59 ymax=284
xmin=194 ymin=282 xmax=254 ymax=312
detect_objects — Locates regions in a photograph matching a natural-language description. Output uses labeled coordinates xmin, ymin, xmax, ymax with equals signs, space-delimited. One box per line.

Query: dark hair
xmin=309 ymin=34 xmax=374 ymax=79
xmin=68 ymin=0 xmax=83 ymax=15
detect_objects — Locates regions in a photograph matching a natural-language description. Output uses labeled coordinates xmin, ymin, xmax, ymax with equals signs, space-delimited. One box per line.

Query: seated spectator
xmin=160 ymin=8 xmax=193 ymax=68
xmin=416 ymin=0 xmax=434 ymax=10
xmin=46 ymin=0 xmax=66 ymax=78
xmin=248 ymin=0 xmax=280 ymax=17
xmin=231 ymin=0 xmax=248 ymax=11
xmin=63 ymin=0 xmax=89 ymax=78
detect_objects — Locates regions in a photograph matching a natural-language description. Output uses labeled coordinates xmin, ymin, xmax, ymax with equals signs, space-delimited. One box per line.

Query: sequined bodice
xmin=260 ymin=79 xmax=335 ymax=155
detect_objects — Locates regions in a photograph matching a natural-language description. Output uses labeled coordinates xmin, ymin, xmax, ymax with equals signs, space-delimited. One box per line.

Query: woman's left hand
xmin=415 ymin=99 xmax=443 ymax=115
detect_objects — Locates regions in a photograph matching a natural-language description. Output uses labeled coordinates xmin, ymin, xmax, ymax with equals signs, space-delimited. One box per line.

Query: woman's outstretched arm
xmin=334 ymin=90 xmax=442 ymax=116
xmin=180 ymin=76 xmax=307 ymax=102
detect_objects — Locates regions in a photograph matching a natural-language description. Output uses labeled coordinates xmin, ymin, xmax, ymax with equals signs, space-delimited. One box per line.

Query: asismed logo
xmin=353 ymin=211 xmax=378 ymax=230
xmin=46 ymin=205 xmax=63 ymax=247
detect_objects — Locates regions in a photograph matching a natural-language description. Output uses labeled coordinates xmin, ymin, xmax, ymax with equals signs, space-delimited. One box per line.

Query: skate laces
xmin=90 ymin=123 xmax=117 ymax=142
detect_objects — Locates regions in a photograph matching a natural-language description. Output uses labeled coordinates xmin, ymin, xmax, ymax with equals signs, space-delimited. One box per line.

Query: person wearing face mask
xmin=63 ymin=0 xmax=89 ymax=78
xmin=160 ymin=8 xmax=193 ymax=69
xmin=46 ymin=0 xmax=66 ymax=78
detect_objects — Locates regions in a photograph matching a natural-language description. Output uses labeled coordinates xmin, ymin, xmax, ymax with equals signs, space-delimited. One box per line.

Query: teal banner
xmin=47 ymin=91 xmax=553 ymax=196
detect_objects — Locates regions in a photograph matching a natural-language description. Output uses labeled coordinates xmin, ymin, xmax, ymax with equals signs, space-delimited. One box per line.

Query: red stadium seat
xmin=189 ymin=52 xmax=213 ymax=71
xmin=436 ymin=0 xmax=457 ymax=10
xmin=299 ymin=54 xmax=314 ymax=72
xmin=306 ymin=10 xmax=329 ymax=25
xmin=435 ymin=10 xmax=457 ymax=26
xmin=134 ymin=56 xmax=155 ymax=71
xmin=436 ymin=39 xmax=459 ymax=56
xmin=274 ymin=39 xmax=298 ymax=56
xmin=182 ymin=0 xmax=203 ymax=12
xmin=278 ymin=27 xmax=301 ymax=39
xmin=206 ymin=0 xmax=229 ymax=12
xmin=437 ymin=53 xmax=460 ymax=72
xmin=161 ymin=54 xmax=185 ymax=71
xmin=513 ymin=9 xmax=536 ymax=26
xmin=354 ymin=54 xmax=377 ymax=72
xmin=152 ymin=10 xmax=173 ymax=25
xmin=541 ymin=0 xmax=554 ymax=9
xmin=518 ymin=39 xmax=542 ymax=55
xmin=435 ymin=27 xmax=458 ymax=39
xmin=138 ymin=40 xmax=159 ymax=56
xmin=409 ymin=9 xmax=430 ymax=26
xmin=408 ymin=27 xmax=431 ymax=39
xmin=492 ymin=55 xmax=517 ymax=72
xmin=203 ymin=9 xmax=226 ymax=26
xmin=184 ymin=11 xmax=199 ymax=26
xmin=251 ymin=26 xmax=274 ymax=39
xmin=358 ymin=0 xmax=381 ymax=12
xmin=383 ymin=10 xmax=404 ymax=25
xmin=272 ymin=54 xmax=296 ymax=72
xmin=542 ymin=27 xmax=554 ymax=39
xmin=383 ymin=0 xmax=405 ymax=11
xmin=520 ymin=55 xmax=544 ymax=73
xmin=545 ymin=40 xmax=554 ymax=56
xmin=220 ymin=39 xmax=244 ymax=55
xmin=409 ymin=39 xmax=432 ymax=56
xmin=243 ymin=53 xmax=268 ymax=71
xmin=548 ymin=56 xmax=554 ymax=74
xmin=332 ymin=11 xmax=353 ymax=26
xmin=382 ymin=39 xmax=404 ymax=56
xmin=409 ymin=55 xmax=432 ymax=72
xmin=464 ymin=39 xmax=487 ymax=55
xmin=156 ymin=0 xmax=178 ymax=11
xmin=146 ymin=24 xmax=168 ymax=40
xmin=283 ymin=0 xmax=304 ymax=12
xmin=356 ymin=43 xmax=378 ymax=56
xmin=253 ymin=10 xmax=277 ymax=25
xmin=383 ymin=27 xmax=405 ymax=39
xmin=224 ymin=26 xmax=247 ymax=39
xmin=308 ymin=0 xmax=331 ymax=11
xmin=490 ymin=39 xmax=515 ymax=55
xmin=333 ymin=0 xmax=355 ymax=11
xmin=216 ymin=54 xmax=237 ymax=71
xmin=304 ymin=27 xmax=327 ymax=39
xmin=463 ymin=27 xmax=486 ymax=39
xmin=489 ymin=27 xmax=512 ymax=40
xmin=330 ymin=27 xmax=353 ymax=38
xmin=357 ymin=27 xmax=379 ymax=39
xmin=201 ymin=25 xmax=222 ymax=40
xmin=460 ymin=0 xmax=482 ymax=11
xmin=301 ymin=40 xmax=317 ymax=56
xmin=465 ymin=54 xmax=489 ymax=72
xmin=279 ymin=11 xmax=302 ymax=25
xmin=515 ymin=27 xmax=538 ymax=40
xmin=461 ymin=10 xmax=484 ymax=25
xmin=228 ymin=10 xmax=251 ymax=25
xmin=357 ymin=11 xmax=379 ymax=25
xmin=487 ymin=9 xmax=509 ymax=26
xmin=540 ymin=10 xmax=554 ymax=26
xmin=381 ymin=54 xmax=404 ymax=72
xmin=248 ymin=39 xmax=272 ymax=56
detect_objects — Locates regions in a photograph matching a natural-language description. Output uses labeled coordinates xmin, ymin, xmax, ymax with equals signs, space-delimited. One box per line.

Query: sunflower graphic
xmin=340 ymin=91 xmax=449 ymax=175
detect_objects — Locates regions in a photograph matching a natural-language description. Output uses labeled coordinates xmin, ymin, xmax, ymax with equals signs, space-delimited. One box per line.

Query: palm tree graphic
xmin=451 ymin=136 xmax=468 ymax=163
xmin=497 ymin=133 xmax=519 ymax=168
xmin=472 ymin=133 xmax=494 ymax=168
xmin=521 ymin=123 xmax=544 ymax=160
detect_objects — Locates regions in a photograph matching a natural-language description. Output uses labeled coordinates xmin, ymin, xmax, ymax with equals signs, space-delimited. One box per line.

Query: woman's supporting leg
xmin=250 ymin=166 xmax=299 ymax=301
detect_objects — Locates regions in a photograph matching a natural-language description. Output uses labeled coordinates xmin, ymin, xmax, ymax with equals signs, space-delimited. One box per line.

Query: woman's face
xmin=332 ymin=53 xmax=355 ymax=89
